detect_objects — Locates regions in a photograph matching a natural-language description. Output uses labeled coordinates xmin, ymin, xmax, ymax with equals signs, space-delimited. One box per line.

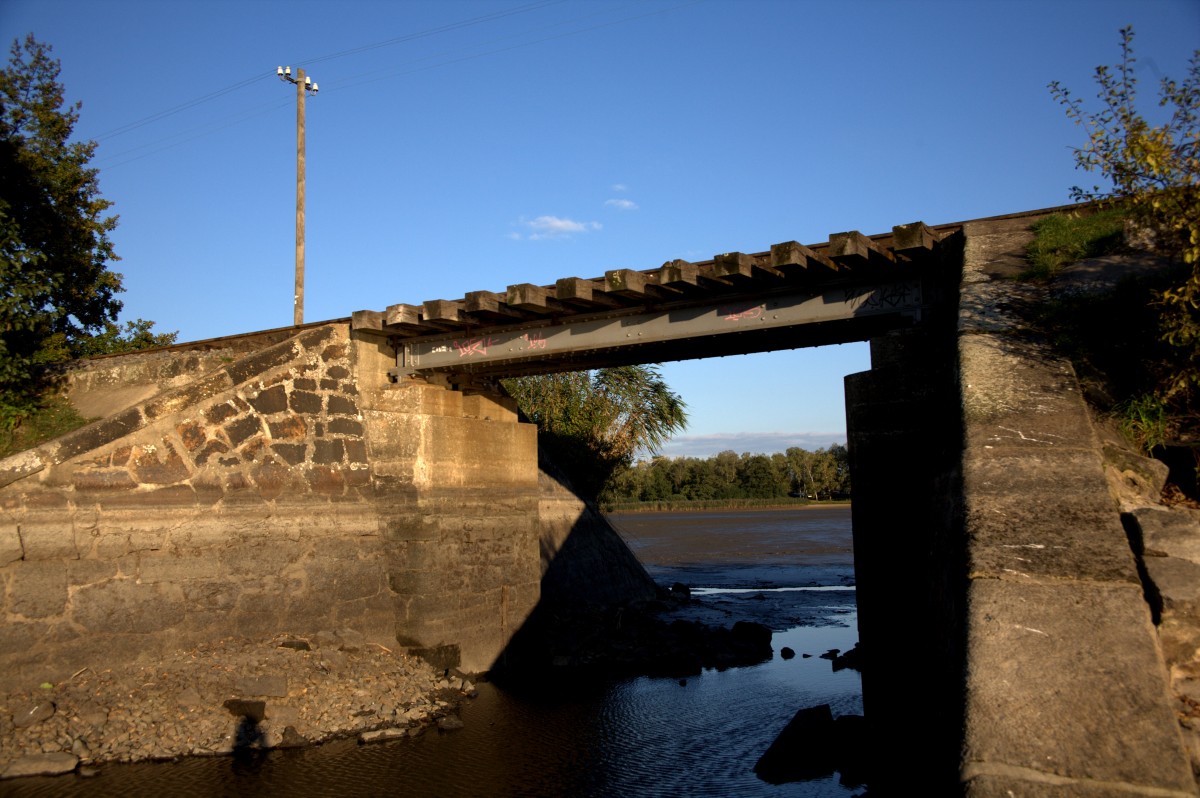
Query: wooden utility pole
xmin=277 ymin=65 xmax=318 ymax=326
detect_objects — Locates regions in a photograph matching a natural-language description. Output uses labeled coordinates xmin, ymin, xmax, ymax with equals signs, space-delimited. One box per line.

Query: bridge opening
xmin=350 ymin=222 xmax=967 ymax=787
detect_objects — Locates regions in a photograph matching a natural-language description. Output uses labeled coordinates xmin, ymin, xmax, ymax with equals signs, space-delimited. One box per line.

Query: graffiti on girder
xmin=719 ymin=302 xmax=766 ymax=322
xmin=453 ymin=337 xmax=497 ymax=358
xmin=843 ymin=282 xmax=918 ymax=312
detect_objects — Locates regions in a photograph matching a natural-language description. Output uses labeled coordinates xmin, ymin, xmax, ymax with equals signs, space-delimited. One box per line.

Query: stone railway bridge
xmin=1 ymin=206 xmax=1195 ymax=793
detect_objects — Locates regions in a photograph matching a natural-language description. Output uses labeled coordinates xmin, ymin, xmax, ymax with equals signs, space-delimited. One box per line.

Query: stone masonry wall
xmin=0 ymin=324 xmax=395 ymax=684
xmin=1 ymin=321 xmax=652 ymax=683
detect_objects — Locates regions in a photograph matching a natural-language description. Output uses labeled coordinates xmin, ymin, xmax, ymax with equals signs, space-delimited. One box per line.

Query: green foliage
xmin=1116 ymin=393 xmax=1169 ymax=453
xmin=1023 ymin=208 xmax=1128 ymax=281
xmin=1035 ymin=258 xmax=1197 ymax=452
xmin=502 ymin=365 xmax=688 ymax=501
xmin=71 ymin=318 xmax=178 ymax=357
xmin=0 ymin=35 xmax=175 ymax=430
xmin=0 ymin=389 xmax=90 ymax=458
xmin=1050 ymin=26 xmax=1200 ymax=404
xmin=604 ymin=497 xmax=816 ymax=513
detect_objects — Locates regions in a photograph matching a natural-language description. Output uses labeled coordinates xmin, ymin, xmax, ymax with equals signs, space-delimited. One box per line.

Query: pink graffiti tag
xmin=522 ymin=332 xmax=547 ymax=350
xmin=453 ymin=337 xmax=496 ymax=358
xmin=720 ymin=303 xmax=766 ymax=322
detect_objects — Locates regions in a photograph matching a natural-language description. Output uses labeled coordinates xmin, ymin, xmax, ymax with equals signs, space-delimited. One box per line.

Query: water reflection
xmin=5 ymin=508 xmax=862 ymax=797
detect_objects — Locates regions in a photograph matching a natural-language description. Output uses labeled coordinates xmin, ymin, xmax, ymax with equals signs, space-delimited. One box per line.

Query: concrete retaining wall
xmin=0 ymin=325 xmax=395 ymax=685
xmin=955 ymin=217 xmax=1194 ymax=795
xmin=1 ymin=323 xmax=657 ymax=684
xmin=849 ymin=215 xmax=1196 ymax=794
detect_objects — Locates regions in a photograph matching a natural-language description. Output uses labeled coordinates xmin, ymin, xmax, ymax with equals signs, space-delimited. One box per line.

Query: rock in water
xmin=2 ymin=752 xmax=78 ymax=778
xmin=437 ymin=716 xmax=465 ymax=731
xmin=833 ymin=714 xmax=869 ymax=787
xmin=754 ymin=704 xmax=836 ymax=784
xmin=359 ymin=728 xmax=408 ymax=744
xmin=832 ymin=643 xmax=863 ymax=672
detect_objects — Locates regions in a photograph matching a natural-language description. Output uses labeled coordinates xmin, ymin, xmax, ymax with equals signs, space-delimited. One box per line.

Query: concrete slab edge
xmin=957 ymin=219 xmax=1196 ymax=794
xmin=0 ymin=325 xmax=342 ymax=490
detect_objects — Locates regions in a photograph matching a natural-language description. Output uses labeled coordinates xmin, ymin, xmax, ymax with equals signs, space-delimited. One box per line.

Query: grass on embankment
xmin=0 ymin=393 xmax=93 ymax=460
xmin=1021 ymin=207 xmax=1198 ymax=498
xmin=1022 ymin=207 xmax=1128 ymax=281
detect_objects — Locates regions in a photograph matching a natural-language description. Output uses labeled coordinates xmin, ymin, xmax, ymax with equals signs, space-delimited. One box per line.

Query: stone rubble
xmin=0 ymin=630 xmax=475 ymax=780
xmin=1104 ymin=429 xmax=1200 ymax=784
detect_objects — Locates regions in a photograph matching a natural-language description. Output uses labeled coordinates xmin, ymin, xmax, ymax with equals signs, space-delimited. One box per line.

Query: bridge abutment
xmin=361 ymin=382 xmax=541 ymax=672
xmin=846 ymin=325 xmax=966 ymax=790
xmin=0 ymin=324 xmax=653 ymax=683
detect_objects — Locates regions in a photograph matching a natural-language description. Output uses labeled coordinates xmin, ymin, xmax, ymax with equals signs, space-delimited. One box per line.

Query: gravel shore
xmin=0 ymin=630 xmax=474 ymax=780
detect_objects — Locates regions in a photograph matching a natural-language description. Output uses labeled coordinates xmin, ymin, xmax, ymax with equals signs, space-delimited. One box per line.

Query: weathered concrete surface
xmin=362 ymin=381 xmax=542 ymax=672
xmin=0 ymin=324 xmax=395 ymax=684
xmin=846 ymin=233 xmax=967 ymax=791
xmin=1126 ymin=495 xmax=1200 ymax=777
xmin=956 ymin=215 xmax=1196 ymax=795
xmin=1 ymin=322 xmax=657 ymax=684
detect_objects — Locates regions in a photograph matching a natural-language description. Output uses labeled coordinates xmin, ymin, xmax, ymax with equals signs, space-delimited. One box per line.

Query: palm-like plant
xmin=503 ymin=365 xmax=687 ymax=500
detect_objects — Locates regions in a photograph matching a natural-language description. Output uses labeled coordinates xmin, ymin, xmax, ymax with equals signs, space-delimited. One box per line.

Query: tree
xmin=71 ymin=319 xmax=178 ymax=358
xmin=502 ymin=365 xmax=688 ymax=501
xmin=0 ymin=35 xmax=172 ymax=427
xmin=1049 ymin=26 xmax=1200 ymax=403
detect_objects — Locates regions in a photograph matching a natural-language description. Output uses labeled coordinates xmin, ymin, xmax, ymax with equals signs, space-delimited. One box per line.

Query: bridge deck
xmin=353 ymin=222 xmax=962 ymax=381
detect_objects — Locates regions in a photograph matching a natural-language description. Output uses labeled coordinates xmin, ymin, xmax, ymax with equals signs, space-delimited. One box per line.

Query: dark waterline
xmin=5 ymin=507 xmax=861 ymax=797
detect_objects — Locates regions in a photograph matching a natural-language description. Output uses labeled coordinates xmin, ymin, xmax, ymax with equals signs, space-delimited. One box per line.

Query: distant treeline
xmin=603 ymin=497 xmax=837 ymax=513
xmin=601 ymin=445 xmax=850 ymax=505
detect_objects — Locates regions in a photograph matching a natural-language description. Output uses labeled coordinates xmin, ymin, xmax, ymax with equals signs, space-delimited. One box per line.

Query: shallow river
xmin=7 ymin=506 xmax=862 ymax=797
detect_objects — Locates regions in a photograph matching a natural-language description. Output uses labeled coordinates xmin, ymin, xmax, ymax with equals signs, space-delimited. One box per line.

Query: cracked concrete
xmin=958 ymin=212 xmax=1197 ymax=795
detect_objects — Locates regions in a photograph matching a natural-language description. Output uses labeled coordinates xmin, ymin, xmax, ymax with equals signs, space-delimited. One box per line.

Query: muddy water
xmin=6 ymin=506 xmax=862 ymax=797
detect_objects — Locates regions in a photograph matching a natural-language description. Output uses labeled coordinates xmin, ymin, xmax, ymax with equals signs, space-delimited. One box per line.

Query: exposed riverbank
xmin=0 ymin=630 xmax=475 ymax=779
xmin=0 ymin=507 xmax=864 ymax=796
xmin=602 ymin=499 xmax=850 ymax=513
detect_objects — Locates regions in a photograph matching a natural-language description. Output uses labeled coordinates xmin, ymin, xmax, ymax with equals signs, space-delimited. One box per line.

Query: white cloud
xmin=512 ymin=215 xmax=602 ymax=241
xmin=611 ymin=183 xmax=628 ymax=192
xmin=605 ymin=198 xmax=639 ymax=211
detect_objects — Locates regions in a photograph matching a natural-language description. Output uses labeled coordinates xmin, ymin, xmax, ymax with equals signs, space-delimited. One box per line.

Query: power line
xmin=94 ymin=98 xmax=291 ymax=169
xmin=296 ymin=0 xmax=568 ymax=67
xmin=89 ymin=0 xmax=705 ymax=169
xmin=87 ymin=0 xmax=566 ymax=143
xmin=322 ymin=0 xmax=706 ymax=96
xmin=92 ymin=74 xmax=270 ymax=142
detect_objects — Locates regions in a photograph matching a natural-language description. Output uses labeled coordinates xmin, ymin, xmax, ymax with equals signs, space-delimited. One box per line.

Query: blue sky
xmin=3 ymin=0 xmax=1198 ymax=458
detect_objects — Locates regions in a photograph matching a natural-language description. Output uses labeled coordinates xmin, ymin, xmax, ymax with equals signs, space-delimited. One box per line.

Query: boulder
xmin=2 ymin=752 xmax=78 ymax=779
xmin=832 ymin=643 xmax=863 ymax=672
xmin=335 ymin=628 xmax=365 ymax=652
xmin=278 ymin=726 xmax=309 ymax=748
xmin=223 ymin=698 xmax=267 ymax=723
xmin=1133 ymin=507 xmax=1200 ymax=564
xmin=359 ymin=728 xmax=408 ymax=744
xmin=754 ymin=705 xmax=869 ymax=786
xmin=12 ymin=700 xmax=55 ymax=729
xmin=754 ymin=704 xmax=836 ymax=783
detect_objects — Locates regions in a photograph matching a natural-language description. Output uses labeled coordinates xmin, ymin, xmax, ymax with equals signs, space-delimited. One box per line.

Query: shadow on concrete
xmin=486 ymin=446 xmax=774 ymax=684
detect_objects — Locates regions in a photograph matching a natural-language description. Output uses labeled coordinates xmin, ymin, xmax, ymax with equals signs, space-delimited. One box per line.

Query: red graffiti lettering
xmin=720 ymin=303 xmax=765 ymax=321
xmin=453 ymin=337 xmax=495 ymax=357
xmin=522 ymin=333 xmax=547 ymax=350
